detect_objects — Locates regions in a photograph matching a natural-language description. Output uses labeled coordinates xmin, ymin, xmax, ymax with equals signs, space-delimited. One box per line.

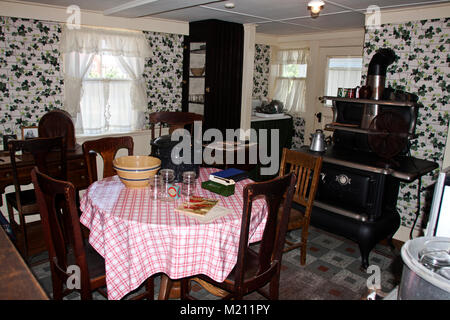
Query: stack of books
xmin=201 ymin=168 xmax=248 ymax=196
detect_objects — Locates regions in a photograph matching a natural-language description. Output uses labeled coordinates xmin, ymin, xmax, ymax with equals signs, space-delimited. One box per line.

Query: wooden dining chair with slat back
xmin=31 ymin=167 xmax=154 ymax=300
xmin=149 ymin=111 xmax=203 ymax=156
xmin=278 ymin=148 xmax=323 ymax=265
xmin=82 ymin=136 xmax=134 ymax=184
xmin=6 ymin=136 xmax=67 ymax=261
xmin=180 ymin=172 xmax=296 ymax=300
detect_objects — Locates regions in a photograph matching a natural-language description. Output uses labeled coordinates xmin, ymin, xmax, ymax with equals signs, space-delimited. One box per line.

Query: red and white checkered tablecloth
xmin=80 ymin=167 xmax=268 ymax=300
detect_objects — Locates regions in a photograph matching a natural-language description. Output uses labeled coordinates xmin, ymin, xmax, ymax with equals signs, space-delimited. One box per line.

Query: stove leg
xmin=387 ymin=237 xmax=396 ymax=251
xmin=358 ymin=239 xmax=375 ymax=270
xmin=359 ymin=248 xmax=370 ymax=270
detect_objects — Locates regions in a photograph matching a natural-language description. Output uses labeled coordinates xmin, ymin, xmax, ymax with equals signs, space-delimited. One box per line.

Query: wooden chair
xmin=149 ymin=111 xmax=203 ymax=138
xmin=82 ymin=136 xmax=134 ymax=184
xmin=149 ymin=112 xmax=203 ymax=156
xmin=38 ymin=109 xmax=76 ymax=151
xmin=31 ymin=167 xmax=154 ymax=300
xmin=6 ymin=136 xmax=67 ymax=261
xmin=278 ymin=148 xmax=323 ymax=265
xmin=180 ymin=172 xmax=296 ymax=300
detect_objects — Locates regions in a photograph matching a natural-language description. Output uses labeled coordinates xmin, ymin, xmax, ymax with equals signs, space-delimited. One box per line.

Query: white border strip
xmin=366 ymin=2 xmax=450 ymax=26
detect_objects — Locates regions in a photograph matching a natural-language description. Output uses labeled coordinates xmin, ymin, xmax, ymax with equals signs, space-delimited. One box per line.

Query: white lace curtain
xmin=272 ymin=49 xmax=309 ymax=65
xmin=60 ymin=26 xmax=151 ymax=133
xmin=271 ymin=48 xmax=310 ymax=115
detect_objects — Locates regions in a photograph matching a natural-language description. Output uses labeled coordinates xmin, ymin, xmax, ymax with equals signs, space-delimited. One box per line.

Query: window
xmin=81 ymin=55 xmax=134 ymax=134
xmin=281 ymin=63 xmax=307 ymax=78
xmin=60 ymin=26 xmax=151 ymax=135
xmin=324 ymin=57 xmax=362 ymax=105
xmin=272 ymin=49 xmax=309 ymax=115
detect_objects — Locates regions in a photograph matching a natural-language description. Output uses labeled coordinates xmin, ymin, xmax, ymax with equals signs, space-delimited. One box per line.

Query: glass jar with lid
xmin=181 ymin=171 xmax=197 ymax=197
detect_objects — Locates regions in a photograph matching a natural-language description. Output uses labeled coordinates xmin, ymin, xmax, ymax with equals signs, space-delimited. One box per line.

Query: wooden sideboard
xmin=0 ymin=144 xmax=92 ymax=206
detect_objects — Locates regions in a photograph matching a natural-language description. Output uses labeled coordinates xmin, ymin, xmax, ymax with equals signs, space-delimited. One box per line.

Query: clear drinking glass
xmin=150 ymin=174 xmax=163 ymax=200
xmin=160 ymin=169 xmax=175 ymax=201
xmin=181 ymin=171 xmax=197 ymax=196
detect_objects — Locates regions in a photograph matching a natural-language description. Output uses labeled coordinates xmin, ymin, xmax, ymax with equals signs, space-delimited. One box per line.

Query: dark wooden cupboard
xmin=182 ymin=20 xmax=244 ymax=134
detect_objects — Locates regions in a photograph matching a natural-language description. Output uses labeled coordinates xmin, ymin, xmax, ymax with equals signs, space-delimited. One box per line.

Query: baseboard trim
xmin=393 ymin=225 xmax=422 ymax=243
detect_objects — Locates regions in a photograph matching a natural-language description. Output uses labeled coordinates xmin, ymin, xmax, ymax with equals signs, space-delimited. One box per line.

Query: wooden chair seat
xmin=6 ymin=189 xmax=38 ymax=214
xmin=278 ymin=205 xmax=305 ymax=230
xmin=66 ymin=241 xmax=106 ymax=282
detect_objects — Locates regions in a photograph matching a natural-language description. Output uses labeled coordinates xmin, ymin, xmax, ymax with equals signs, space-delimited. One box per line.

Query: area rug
xmin=30 ymin=225 xmax=403 ymax=300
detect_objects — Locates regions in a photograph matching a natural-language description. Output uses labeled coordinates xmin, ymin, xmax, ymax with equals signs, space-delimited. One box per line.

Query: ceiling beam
xmin=103 ymin=0 xmax=160 ymax=16
xmin=104 ymin=0 xmax=226 ymax=18
xmin=199 ymin=5 xmax=325 ymax=31
xmin=324 ymin=0 xmax=366 ymax=15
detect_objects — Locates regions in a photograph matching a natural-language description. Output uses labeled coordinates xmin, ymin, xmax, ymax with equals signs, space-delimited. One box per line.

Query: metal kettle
xmin=310 ymin=129 xmax=326 ymax=152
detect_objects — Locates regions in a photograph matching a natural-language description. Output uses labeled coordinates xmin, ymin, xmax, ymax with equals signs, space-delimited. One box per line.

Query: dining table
xmin=79 ymin=166 xmax=269 ymax=300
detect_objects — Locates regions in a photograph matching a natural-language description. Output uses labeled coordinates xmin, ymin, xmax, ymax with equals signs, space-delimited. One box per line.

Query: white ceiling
xmin=18 ymin=0 xmax=450 ymax=35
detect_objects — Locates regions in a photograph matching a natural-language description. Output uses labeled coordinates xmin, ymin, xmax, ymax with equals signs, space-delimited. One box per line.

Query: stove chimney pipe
xmin=366 ymin=48 xmax=396 ymax=100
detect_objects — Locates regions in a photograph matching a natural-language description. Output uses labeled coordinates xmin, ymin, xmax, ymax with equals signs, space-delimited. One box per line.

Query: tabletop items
xmin=113 ymin=155 xmax=161 ymax=188
xmin=181 ymin=171 xmax=197 ymax=196
xmin=79 ymin=167 xmax=267 ymax=300
xmin=200 ymin=168 xmax=249 ymax=197
xmin=176 ymin=196 xmax=218 ymax=215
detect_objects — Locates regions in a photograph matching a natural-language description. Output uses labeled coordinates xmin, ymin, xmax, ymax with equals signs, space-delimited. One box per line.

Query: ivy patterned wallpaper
xmin=0 ymin=16 xmax=184 ymax=139
xmin=253 ymin=44 xmax=270 ymax=99
xmin=292 ymin=116 xmax=306 ymax=148
xmin=363 ymin=17 xmax=450 ymax=230
xmin=0 ymin=17 xmax=63 ymax=137
xmin=142 ymin=31 xmax=184 ymax=127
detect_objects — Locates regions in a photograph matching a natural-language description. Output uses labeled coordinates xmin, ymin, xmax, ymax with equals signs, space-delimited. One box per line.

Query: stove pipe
xmin=366 ymin=48 xmax=396 ymax=100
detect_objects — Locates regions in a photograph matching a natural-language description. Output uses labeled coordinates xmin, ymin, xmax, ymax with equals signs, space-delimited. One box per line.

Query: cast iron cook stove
xmin=300 ymin=49 xmax=438 ymax=269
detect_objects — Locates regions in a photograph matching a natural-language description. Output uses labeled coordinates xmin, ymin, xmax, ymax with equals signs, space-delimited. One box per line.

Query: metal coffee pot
xmin=310 ymin=129 xmax=326 ymax=152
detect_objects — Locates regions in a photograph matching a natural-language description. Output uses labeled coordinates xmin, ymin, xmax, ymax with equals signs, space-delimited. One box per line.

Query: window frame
xmin=323 ymin=55 xmax=363 ymax=106
xmin=271 ymin=48 xmax=310 ymax=115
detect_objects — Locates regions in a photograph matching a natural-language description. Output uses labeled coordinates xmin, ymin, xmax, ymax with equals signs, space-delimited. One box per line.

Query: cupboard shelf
xmin=190 ymin=49 xmax=206 ymax=54
xmin=182 ymin=20 xmax=244 ymax=132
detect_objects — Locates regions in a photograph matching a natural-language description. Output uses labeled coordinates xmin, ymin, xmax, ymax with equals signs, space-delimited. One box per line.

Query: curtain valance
xmin=273 ymin=49 xmax=310 ymax=65
xmin=60 ymin=26 xmax=152 ymax=58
